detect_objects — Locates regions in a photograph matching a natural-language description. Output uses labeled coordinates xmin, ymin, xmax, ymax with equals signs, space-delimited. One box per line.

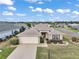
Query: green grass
xmin=64 ymin=25 xmax=79 ymax=32
xmin=36 ymin=47 xmax=48 ymax=59
xmin=63 ymin=34 xmax=72 ymax=42
xmin=0 ymin=36 xmax=17 ymax=59
xmin=36 ymin=44 xmax=79 ymax=59
xmin=0 ymin=47 xmax=15 ymax=59
xmin=68 ymin=28 xmax=79 ymax=32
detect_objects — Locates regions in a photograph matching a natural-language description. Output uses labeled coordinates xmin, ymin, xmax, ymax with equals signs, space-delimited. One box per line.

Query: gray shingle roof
xmin=17 ymin=28 xmax=40 ymax=37
xmin=17 ymin=23 xmax=62 ymax=37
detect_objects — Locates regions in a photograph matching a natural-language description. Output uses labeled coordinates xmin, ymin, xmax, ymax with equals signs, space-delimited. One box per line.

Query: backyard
xmin=36 ymin=44 xmax=79 ymax=59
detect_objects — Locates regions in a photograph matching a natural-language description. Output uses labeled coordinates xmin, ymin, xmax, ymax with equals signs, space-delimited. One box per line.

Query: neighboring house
xmin=17 ymin=23 xmax=63 ymax=44
xmin=56 ymin=23 xmax=66 ymax=28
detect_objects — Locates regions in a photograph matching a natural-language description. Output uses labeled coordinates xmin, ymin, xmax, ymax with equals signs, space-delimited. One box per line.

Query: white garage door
xmin=19 ymin=37 xmax=39 ymax=44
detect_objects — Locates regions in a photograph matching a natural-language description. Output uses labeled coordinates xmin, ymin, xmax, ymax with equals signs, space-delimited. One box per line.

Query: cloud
xmin=29 ymin=6 xmax=54 ymax=14
xmin=56 ymin=9 xmax=71 ymax=14
xmin=37 ymin=1 xmax=44 ymax=4
xmin=75 ymin=4 xmax=79 ymax=7
xmin=29 ymin=6 xmax=34 ymax=9
xmin=16 ymin=13 xmax=26 ymax=16
xmin=36 ymin=14 xmax=42 ymax=16
xmin=72 ymin=11 xmax=79 ymax=15
xmin=25 ymin=0 xmax=52 ymax=3
xmin=67 ymin=2 xmax=72 ymax=4
xmin=25 ymin=0 xmax=38 ymax=3
xmin=44 ymin=8 xmax=54 ymax=14
xmin=0 ymin=0 xmax=13 ymax=5
xmin=32 ymin=8 xmax=43 ymax=12
xmin=2 ymin=11 xmax=13 ymax=16
xmin=8 ymin=6 xmax=16 ymax=11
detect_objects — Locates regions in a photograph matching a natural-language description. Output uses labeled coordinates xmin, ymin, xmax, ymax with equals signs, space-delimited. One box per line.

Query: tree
xmin=0 ymin=38 xmax=3 ymax=42
xmin=5 ymin=36 xmax=10 ymax=39
xmin=26 ymin=23 xmax=31 ymax=27
xmin=20 ymin=26 xmax=25 ymax=32
xmin=14 ymin=31 xmax=19 ymax=35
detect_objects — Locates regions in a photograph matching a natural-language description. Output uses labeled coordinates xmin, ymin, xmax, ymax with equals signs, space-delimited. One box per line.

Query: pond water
xmin=0 ymin=23 xmax=21 ymax=39
xmin=0 ymin=28 xmax=20 ymax=39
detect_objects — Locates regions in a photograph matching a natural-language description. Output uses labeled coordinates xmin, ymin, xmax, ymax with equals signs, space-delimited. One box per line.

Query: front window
xmin=52 ymin=34 xmax=60 ymax=40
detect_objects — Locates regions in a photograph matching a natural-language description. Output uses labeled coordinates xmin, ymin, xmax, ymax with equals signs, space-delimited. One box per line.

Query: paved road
xmin=55 ymin=28 xmax=79 ymax=38
xmin=7 ymin=44 xmax=37 ymax=59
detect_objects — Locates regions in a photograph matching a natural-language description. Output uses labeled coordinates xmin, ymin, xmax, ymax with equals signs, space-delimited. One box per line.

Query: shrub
xmin=46 ymin=38 xmax=48 ymax=41
xmin=58 ymin=40 xmax=63 ymax=44
xmin=72 ymin=37 xmax=77 ymax=42
xmin=46 ymin=38 xmax=48 ymax=40
xmin=52 ymin=40 xmax=57 ymax=44
xmin=47 ymin=40 xmax=51 ymax=44
xmin=40 ymin=37 xmax=44 ymax=43
xmin=10 ymin=39 xmax=19 ymax=45
xmin=72 ymin=37 xmax=79 ymax=43
xmin=0 ymin=38 xmax=3 ymax=42
xmin=9 ymin=35 xmax=13 ymax=38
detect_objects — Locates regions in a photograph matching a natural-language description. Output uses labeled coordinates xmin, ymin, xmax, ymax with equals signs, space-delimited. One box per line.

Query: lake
xmin=0 ymin=22 xmax=21 ymax=39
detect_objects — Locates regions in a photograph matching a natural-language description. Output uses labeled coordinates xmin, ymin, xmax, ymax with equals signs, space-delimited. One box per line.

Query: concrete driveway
xmin=7 ymin=44 xmax=37 ymax=59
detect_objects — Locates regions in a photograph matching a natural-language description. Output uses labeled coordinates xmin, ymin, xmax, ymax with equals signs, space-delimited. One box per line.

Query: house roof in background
xmin=34 ymin=23 xmax=51 ymax=31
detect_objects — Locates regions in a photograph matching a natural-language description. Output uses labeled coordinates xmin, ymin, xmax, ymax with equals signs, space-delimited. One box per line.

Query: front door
xmin=41 ymin=32 xmax=46 ymax=38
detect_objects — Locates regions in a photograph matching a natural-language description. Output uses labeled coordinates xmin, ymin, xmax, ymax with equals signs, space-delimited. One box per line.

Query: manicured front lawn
xmin=36 ymin=44 xmax=79 ymax=59
xmin=0 ymin=47 xmax=15 ymax=59
xmin=36 ymin=47 xmax=48 ymax=59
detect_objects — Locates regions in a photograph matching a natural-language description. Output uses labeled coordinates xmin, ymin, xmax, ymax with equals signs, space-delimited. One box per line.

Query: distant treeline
xmin=19 ymin=21 xmax=79 ymax=24
xmin=1 ymin=21 xmax=79 ymax=24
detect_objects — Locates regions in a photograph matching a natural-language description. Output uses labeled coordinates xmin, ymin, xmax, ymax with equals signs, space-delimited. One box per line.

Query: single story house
xmin=17 ymin=23 xmax=63 ymax=44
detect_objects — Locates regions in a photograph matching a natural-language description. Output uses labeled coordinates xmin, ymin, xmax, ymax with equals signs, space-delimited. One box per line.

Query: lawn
xmin=36 ymin=47 xmax=48 ymax=59
xmin=0 ymin=36 xmax=16 ymax=59
xmin=67 ymin=28 xmax=79 ymax=32
xmin=36 ymin=44 xmax=79 ymax=59
xmin=0 ymin=47 xmax=15 ymax=59
xmin=64 ymin=25 xmax=79 ymax=32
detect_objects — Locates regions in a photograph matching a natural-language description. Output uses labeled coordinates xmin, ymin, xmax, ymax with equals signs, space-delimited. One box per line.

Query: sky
xmin=0 ymin=0 xmax=79 ymax=22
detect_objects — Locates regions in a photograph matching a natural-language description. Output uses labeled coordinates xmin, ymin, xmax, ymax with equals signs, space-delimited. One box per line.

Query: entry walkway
xmin=7 ymin=44 xmax=37 ymax=59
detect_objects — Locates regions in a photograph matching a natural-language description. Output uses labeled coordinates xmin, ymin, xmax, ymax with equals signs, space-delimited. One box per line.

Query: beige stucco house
xmin=17 ymin=23 xmax=63 ymax=44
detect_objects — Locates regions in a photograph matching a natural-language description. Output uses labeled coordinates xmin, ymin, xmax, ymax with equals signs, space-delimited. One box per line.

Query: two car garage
xmin=18 ymin=37 xmax=40 ymax=44
xmin=17 ymin=29 xmax=40 ymax=44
